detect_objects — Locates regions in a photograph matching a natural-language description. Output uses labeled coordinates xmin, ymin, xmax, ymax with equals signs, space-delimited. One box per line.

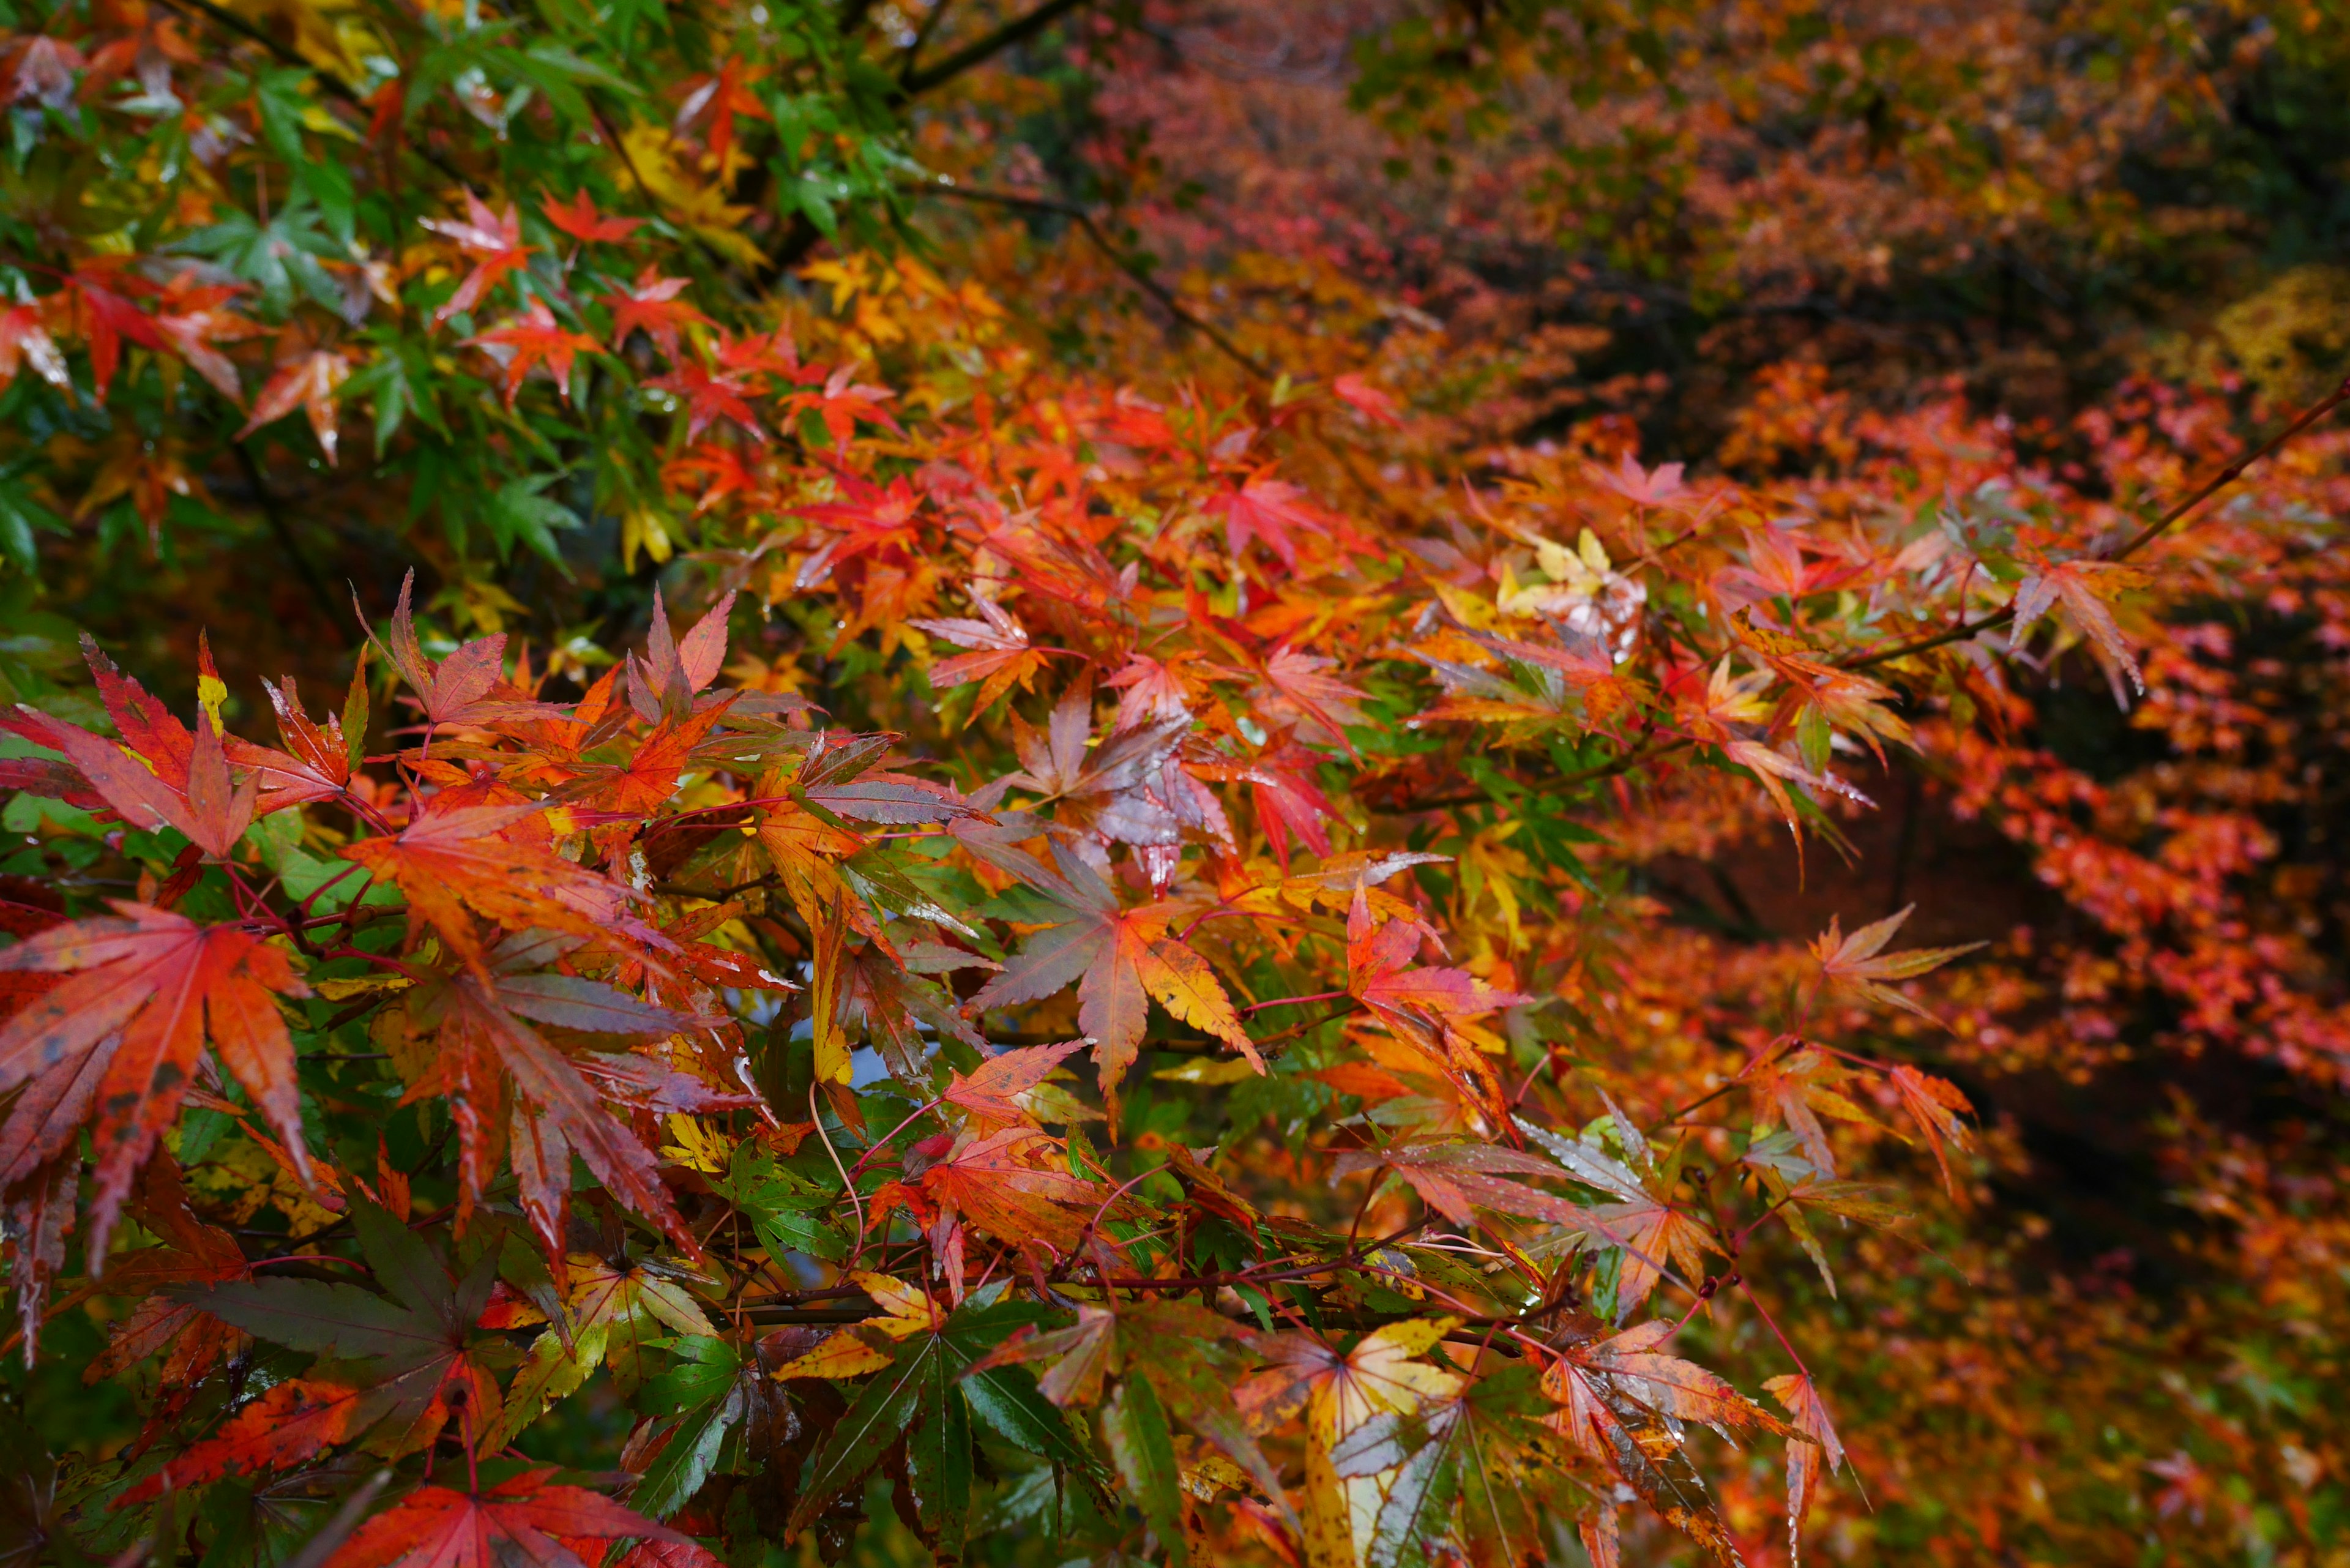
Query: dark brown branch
xmin=900 ymin=0 xmax=1096 ymax=97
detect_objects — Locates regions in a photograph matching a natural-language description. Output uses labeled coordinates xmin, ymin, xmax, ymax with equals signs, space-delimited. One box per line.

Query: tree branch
xmin=900 ymin=0 xmax=1096 ymax=97
xmin=910 ymin=180 xmax=1272 ymax=379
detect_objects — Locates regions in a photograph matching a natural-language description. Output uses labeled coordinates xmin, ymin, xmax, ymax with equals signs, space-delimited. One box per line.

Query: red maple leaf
xmin=238 ymin=349 xmax=351 ymax=461
xmin=674 ymin=56 xmax=770 ymax=168
xmin=464 ymin=300 xmax=603 ymax=406
xmin=644 ymin=362 xmax=766 ymax=442
xmin=420 ymin=192 xmax=534 ymax=328
xmin=329 ymin=1470 xmax=680 ymax=1568
xmin=540 ymin=188 xmax=642 ymax=244
xmin=70 ymin=270 xmax=168 ymax=403
xmin=603 ymin=267 xmax=708 ymax=363
xmin=0 ymin=904 xmax=312 ymax=1261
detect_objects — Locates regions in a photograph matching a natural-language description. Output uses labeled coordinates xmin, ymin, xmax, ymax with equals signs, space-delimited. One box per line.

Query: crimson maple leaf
xmin=420 ymin=192 xmax=534 ymax=328
xmin=541 ymin=188 xmax=642 ymax=244
xmin=783 ymin=362 xmax=901 ymax=450
xmin=0 ymin=903 xmax=311 ymax=1261
xmin=362 ymin=570 xmax=567 ymax=728
xmin=644 ymin=362 xmax=765 ymax=442
xmin=329 ymin=1469 xmax=681 ymax=1568
xmin=602 ymin=267 xmax=708 ymax=363
xmin=464 ymin=301 xmax=602 ymax=406
xmin=675 ymin=56 xmax=770 ymax=168
xmin=70 ymin=269 xmax=168 ymax=402
xmin=1206 ymin=472 xmax=1336 ymax=571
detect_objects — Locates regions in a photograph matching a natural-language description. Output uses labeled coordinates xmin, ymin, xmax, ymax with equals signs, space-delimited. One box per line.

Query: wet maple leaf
xmin=1810 ymin=905 xmax=1982 ymax=1028
xmin=1331 ymin=372 xmax=1401 ymax=427
xmin=465 ymin=301 xmax=603 ymax=407
xmin=361 ymin=571 xmax=565 ymax=729
xmin=676 ymin=56 xmax=770 ymax=167
xmin=783 ymin=362 xmax=901 ymax=451
xmin=1886 ymin=1063 xmax=1975 ymax=1196
xmin=70 ymin=271 xmax=167 ymax=402
xmin=968 ymin=845 xmax=1256 ymax=1112
xmin=416 ymin=972 xmax=698 ymax=1256
xmin=942 ymin=1039 xmax=1089 ymax=1127
xmin=0 ymin=301 xmax=69 ymax=394
xmin=2012 ymin=556 xmax=2150 ymax=698
xmin=327 ymin=1469 xmax=681 ymax=1568
xmin=917 ymin=1127 xmax=1125 ymax=1254
xmin=239 ymin=349 xmax=351 ymax=462
xmin=343 ymin=799 xmax=652 ymax=977
xmin=909 ymin=594 xmax=1050 ymax=717
xmin=1765 ymin=1370 xmax=1846 ymax=1544
xmin=193 ymin=1197 xmax=504 ymax=1463
xmin=86 ymin=1157 xmax=248 ymax=1390
xmin=603 ymin=267 xmax=708 ymax=362
xmin=1207 ymin=472 xmax=1334 ymax=571
xmin=645 ymin=362 xmax=766 ymax=442
xmin=542 ymin=189 xmax=643 ymax=244
xmin=420 ymin=191 xmax=534 ymax=328
xmin=0 ymin=904 xmax=310 ymax=1261
xmin=1519 ymin=1116 xmax=1718 ymax=1318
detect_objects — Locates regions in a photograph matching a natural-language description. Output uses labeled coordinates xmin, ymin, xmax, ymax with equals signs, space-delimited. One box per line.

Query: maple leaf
xmin=420 ymin=192 xmax=534 ymax=328
xmin=184 ymin=1197 xmax=503 ymax=1464
xmin=1765 ymin=1371 xmax=1845 ymax=1544
xmin=412 ymin=971 xmax=699 ymax=1256
xmin=326 ymin=1469 xmax=682 ymax=1568
xmin=1207 ymin=472 xmax=1335 ymax=571
xmin=1331 ymin=372 xmax=1402 ymax=427
xmin=237 ymin=348 xmax=352 ymax=461
xmin=493 ymin=1250 xmax=718 ymax=1441
xmin=1236 ymin=1317 xmax=1464 ymax=1567
xmin=2011 ymin=556 xmax=2150 ymax=699
xmin=1540 ymin=1324 xmax=1750 ymax=1566
xmin=968 ymin=843 xmax=1256 ymax=1112
xmin=464 ymin=301 xmax=602 ymax=407
xmin=1347 ymin=894 xmax=1532 ymax=1030
xmin=35 ymin=705 xmax=256 ymax=859
xmin=942 ymin=1039 xmax=1089 ymax=1127
xmin=86 ymin=1157 xmax=248 ymax=1390
xmin=1810 ymin=905 xmax=1983 ymax=1028
xmin=1518 ymin=1116 xmax=1718 ymax=1318
xmin=674 ymin=56 xmax=770 ymax=168
xmin=0 ymin=904 xmax=311 ymax=1261
xmin=1589 ymin=452 xmax=1688 ymax=507
xmin=227 ymin=662 xmax=368 ymax=813
xmin=918 ymin=1127 xmax=1130 ymax=1255
xmin=342 ymin=799 xmax=653 ymax=977
xmin=362 ymin=570 xmax=565 ymax=728
xmin=603 ymin=267 xmax=708 ymax=362
xmin=1194 ymin=736 xmax=1337 ymax=870
xmin=1886 ymin=1063 xmax=1975 ymax=1197
xmin=70 ymin=271 xmax=168 ymax=402
xmin=783 ymin=362 xmax=901 ymax=451
xmin=542 ymin=189 xmax=643 ymax=244
xmin=0 ymin=302 xmax=70 ymax=394
xmin=909 ymin=594 xmax=1050 ymax=717
xmin=1335 ymin=1140 xmax=1586 ymax=1228
xmin=149 ymin=271 xmax=263 ymax=403
xmin=646 ymin=362 xmax=766 ymax=442
xmin=1256 ymin=646 xmax=1371 ymax=755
